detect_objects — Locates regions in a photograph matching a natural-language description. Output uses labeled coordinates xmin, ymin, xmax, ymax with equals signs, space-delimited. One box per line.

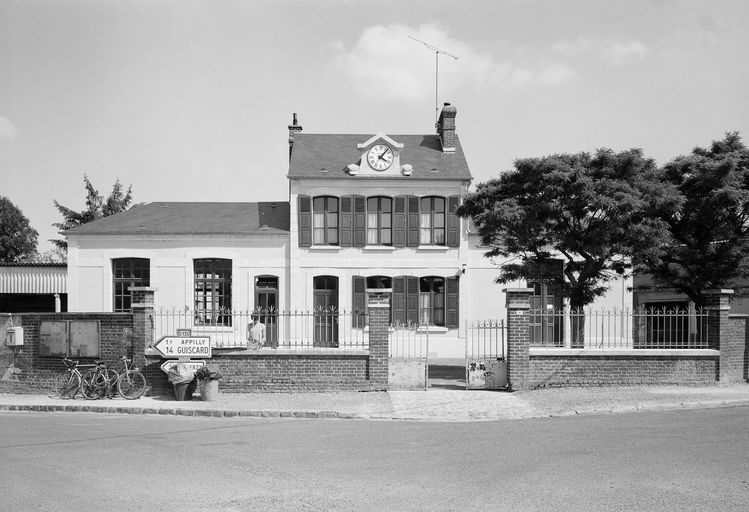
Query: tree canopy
xmin=640 ymin=132 xmax=749 ymax=305
xmin=458 ymin=148 xmax=676 ymax=309
xmin=52 ymin=175 xmax=133 ymax=251
xmin=0 ymin=196 xmax=39 ymax=263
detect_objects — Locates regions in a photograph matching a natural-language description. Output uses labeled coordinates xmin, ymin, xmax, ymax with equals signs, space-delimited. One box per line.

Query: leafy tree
xmin=0 ymin=196 xmax=39 ymax=263
xmin=640 ymin=132 xmax=749 ymax=306
xmin=458 ymin=148 xmax=676 ymax=318
xmin=52 ymin=175 xmax=133 ymax=250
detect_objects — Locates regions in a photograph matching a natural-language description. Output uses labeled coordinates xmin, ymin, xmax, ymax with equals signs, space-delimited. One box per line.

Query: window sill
xmin=308 ymin=245 xmax=341 ymax=252
xmin=362 ymin=325 xmax=449 ymax=333
xmin=362 ymin=246 xmax=396 ymax=252
xmin=416 ymin=245 xmax=450 ymax=251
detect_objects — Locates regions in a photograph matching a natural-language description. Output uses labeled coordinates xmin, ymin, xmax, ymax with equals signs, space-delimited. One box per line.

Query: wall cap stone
xmin=703 ymin=289 xmax=734 ymax=295
xmin=529 ymin=347 xmax=720 ymax=357
xmin=503 ymin=288 xmax=534 ymax=293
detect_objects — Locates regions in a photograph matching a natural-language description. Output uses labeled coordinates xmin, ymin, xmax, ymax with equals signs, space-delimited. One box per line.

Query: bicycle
xmin=81 ymin=361 xmax=120 ymax=400
xmin=55 ymin=358 xmax=92 ymax=399
xmin=116 ymin=356 xmax=147 ymax=400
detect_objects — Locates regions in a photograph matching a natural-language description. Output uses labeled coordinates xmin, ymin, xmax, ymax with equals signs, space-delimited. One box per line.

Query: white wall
xmin=67 ymin=234 xmax=289 ymax=313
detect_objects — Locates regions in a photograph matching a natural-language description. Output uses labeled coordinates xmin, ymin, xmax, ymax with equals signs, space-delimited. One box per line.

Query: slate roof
xmin=64 ymin=202 xmax=290 ymax=236
xmin=288 ymin=133 xmax=473 ymax=180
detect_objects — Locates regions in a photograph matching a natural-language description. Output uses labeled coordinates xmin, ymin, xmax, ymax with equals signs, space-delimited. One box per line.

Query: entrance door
xmin=313 ymin=276 xmax=338 ymax=347
xmin=255 ymin=276 xmax=278 ymax=347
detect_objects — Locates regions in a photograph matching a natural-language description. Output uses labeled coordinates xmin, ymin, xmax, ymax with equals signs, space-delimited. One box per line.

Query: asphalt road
xmin=0 ymin=407 xmax=747 ymax=512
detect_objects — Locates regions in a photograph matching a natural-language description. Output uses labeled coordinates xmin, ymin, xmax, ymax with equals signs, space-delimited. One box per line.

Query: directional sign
xmin=160 ymin=360 xmax=206 ymax=375
xmin=154 ymin=336 xmax=211 ymax=358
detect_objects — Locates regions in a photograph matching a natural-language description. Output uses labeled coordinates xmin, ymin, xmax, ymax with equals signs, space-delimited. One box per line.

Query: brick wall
xmin=0 ymin=312 xmax=134 ymax=393
xmin=145 ymin=353 xmax=373 ymax=394
xmin=528 ymin=354 xmax=718 ymax=388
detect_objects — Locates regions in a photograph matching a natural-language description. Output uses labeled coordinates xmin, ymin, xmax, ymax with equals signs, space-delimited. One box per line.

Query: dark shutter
xmin=447 ymin=195 xmax=460 ymax=248
xmin=298 ymin=195 xmax=312 ymax=247
xmin=353 ymin=195 xmax=366 ymax=247
xmin=393 ymin=196 xmax=406 ymax=247
xmin=340 ymin=196 xmax=353 ymax=247
xmin=352 ymin=275 xmax=366 ymax=328
xmin=393 ymin=276 xmax=406 ymax=324
xmin=406 ymin=196 xmax=420 ymax=247
xmin=406 ymin=276 xmax=419 ymax=324
xmin=446 ymin=276 xmax=459 ymax=328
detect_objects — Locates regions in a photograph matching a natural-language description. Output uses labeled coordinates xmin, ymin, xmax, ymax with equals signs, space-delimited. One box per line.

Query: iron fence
xmin=388 ymin=322 xmax=429 ymax=359
xmin=529 ymin=307 xmax=711 ymax=349
xmin=152 ymin=307 xmax=369 ymax=350
xmin=465 ymin=319 xmax=506 ymax=360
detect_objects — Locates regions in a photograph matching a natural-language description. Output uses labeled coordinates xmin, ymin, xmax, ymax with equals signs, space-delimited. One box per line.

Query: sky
xmin=1 ymin=0 xmax=748 ymax=253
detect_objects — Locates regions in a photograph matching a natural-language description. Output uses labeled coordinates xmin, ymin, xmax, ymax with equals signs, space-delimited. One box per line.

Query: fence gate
xmin=388 ymin=323 xmax=429 ymax=390
xmin=465 ymin=320 xmax=507 ymax=390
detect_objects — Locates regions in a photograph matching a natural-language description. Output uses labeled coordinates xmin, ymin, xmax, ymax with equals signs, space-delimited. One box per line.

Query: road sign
xmin=153 ymin=336 xmax=211 ymax=358
xmin=160 ymin=360 xmax=206 ymax=374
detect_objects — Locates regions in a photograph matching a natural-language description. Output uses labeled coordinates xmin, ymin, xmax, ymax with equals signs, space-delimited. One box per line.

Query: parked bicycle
xmin=81 ymin=356 xmax=147 ymax=400
xmin=55 ymin=358 xmax=93 ymax=399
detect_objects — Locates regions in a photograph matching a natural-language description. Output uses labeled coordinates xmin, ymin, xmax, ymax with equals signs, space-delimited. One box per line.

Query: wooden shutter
xmin=298 ymin=195 xmax=312 ymax=247
xmin=353 ymin=195 xmax=366 ymax=247
xmin=340 ymin=196 xmax=353 ymax=247
xmin=392 ymin=276 xmax=407 ymax=324
xmin=446 ymin=276 xmax=459 ymax=328
xmin=393 ymin=196 xmax=406 ymax=247
xmin=406 ymin=276 xmax=419 ymax=324
xmin=352 ymin=275 xmax=366 ymax=328
xmin=447 ymin=195 xmax=460 ymax=248
xmin=406 ymin=196 xmax=420 ymax=247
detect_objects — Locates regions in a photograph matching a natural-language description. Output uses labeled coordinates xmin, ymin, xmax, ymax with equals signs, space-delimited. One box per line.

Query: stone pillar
xmin=504 ymin=288 xmax=534 ymax=390
xmin=704 ymin=289 xmax=743 ymax=383
xmin=54 ymin=293 xmax=61 ymax=313
xmin=130 ymin=287 xmax=156 ymax=370
xmin=367 ymin=289 xmax=390 ymax=390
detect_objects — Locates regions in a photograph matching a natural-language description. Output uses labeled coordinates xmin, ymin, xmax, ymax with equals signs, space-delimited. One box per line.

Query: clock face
xmin=367 ymin=144 xmax=394 ymax=171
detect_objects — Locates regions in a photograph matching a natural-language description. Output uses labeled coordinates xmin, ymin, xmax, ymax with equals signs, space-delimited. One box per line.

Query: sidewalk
xmin=1 ymin=384 xmax=749 ymax=422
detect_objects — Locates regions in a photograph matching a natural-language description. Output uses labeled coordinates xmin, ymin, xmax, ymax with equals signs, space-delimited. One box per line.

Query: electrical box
xmin=6 ymin=326 xmax=24 ymax=346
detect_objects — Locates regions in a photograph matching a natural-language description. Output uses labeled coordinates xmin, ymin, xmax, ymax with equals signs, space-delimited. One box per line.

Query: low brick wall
xmin=528 ymin=349 xmax=719 ymax=388
xmin=0 ymin=312 xmax=134 ymax=394
xmin=145 ymin=350 xmax=377 ymax=394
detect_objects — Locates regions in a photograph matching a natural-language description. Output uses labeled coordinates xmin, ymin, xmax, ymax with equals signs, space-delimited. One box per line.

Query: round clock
xmin=367 ymin=144 xmax=394 ymax=171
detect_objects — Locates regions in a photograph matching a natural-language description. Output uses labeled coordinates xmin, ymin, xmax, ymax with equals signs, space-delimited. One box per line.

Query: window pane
xmin=327 ymin=212 xmax=338 ymax=228
xmin=367 ymin=228 xmax=378 ymax=244
xmin=420 ymin=197 xmax=431 ymax=211
xmin=434 ymin=198 xmax=445 ymax=212
xmin=328 ymin=227 xmax=338 ymax=244
xmin=368 ymin=197 xmax=377 ymax=211
xmin=434 ymin=229 xmax=445 ymax=245
xmin=381 ymin=213 xmax=391 ymax=228
xmin=367 ymin=212 xmax=377 ymax=228
xmin=313 ymin=229 xmax=324 ymax=244
xmin=313 ymin=197 xmax=324 ymax=211
xmin=381 ymin=229 xmax=391 ymax=245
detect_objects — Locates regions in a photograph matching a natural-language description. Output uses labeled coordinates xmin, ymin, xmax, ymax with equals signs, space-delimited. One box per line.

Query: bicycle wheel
xmin=81 ymin=371 xmax=106 ymax=400
xmin=117 ymin=370 xmax=147 ymax=399
xmin=56 ymin=372 xmax=80 ymax=399
xmin=104 ymin=368 xmax=120 ymax=398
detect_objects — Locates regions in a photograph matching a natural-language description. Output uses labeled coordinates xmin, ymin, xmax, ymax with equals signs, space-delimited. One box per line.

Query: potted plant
xmin=194 ymin=365 xmax=222 ymax=401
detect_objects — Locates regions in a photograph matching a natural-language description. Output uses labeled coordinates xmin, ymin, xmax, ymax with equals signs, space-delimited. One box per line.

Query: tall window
xmin=313 ymin=196 xmax=339 ymax=245
xmin=194 ymin=258 xmax=232 ymax=326
xmin=367 ymin=197 xmax=392 ymax=245
xmin=419 ymin=277 xmax=445 ymax=326
xmin=420 ymin=197 xmax=445 ymax=245
xmin=112 ymin=258 xmax=150 ymax=312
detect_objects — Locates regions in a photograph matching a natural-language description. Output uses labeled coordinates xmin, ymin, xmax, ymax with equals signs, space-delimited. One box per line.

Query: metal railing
xmin=152 ymin=307 xmax=369 ymax=350
xmin=465 ymin=319 xmax=506 ymax=360
xmin=529 ymin=307 xmax=711 ymax=349
xmin=388 ymin=322 xmax=429 ymax=360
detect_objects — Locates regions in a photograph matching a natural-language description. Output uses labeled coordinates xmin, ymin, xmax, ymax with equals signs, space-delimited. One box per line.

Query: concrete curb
xmin=2 ymin=397 xmax=749 ymax=421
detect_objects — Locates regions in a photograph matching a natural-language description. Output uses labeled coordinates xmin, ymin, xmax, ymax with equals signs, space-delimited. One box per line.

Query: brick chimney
xmin=288 ymin=113 xmax=303 ymax=160
xmin=437 ymin=102 xmax=457 ymax=153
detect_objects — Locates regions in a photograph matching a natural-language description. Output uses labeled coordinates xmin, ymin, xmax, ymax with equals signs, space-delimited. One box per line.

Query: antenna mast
xmin=409 ymin=36 xmax=458 ymax=129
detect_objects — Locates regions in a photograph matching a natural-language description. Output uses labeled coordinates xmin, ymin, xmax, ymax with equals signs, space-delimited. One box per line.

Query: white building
xmin=65 ymin=104 xmax=631 ymax=357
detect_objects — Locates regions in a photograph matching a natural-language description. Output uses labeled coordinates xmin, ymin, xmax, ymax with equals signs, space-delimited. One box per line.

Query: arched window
xmin=313 ymin=196 xmax=339 ymax=245
xmin=194 ymin=258 xmax=232 ymax=326
xmin=112 ymin=258 xmax=150 ymax=312
xmin=419 ymin=196 xmax=445 ymax=245
xmin=367 ymin=196 xmax=392 ymax=245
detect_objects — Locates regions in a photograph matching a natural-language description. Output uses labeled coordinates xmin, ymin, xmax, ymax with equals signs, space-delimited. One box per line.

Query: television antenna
xmin=409 ymin=35 xmax=459 ymax=129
